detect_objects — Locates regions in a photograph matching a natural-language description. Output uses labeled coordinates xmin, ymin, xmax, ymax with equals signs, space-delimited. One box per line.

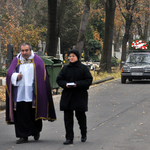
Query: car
xmin=121 ymin=51 xmax=150 ymax=83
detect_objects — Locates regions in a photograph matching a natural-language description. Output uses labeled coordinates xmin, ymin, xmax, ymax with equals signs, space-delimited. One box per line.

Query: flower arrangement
xmin=130 ymin=39 xmax=148 ymax=50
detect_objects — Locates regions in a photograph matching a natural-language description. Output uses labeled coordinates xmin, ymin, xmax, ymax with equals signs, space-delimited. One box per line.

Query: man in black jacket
xmin=56 ymin=49 xmax=93 ymax=145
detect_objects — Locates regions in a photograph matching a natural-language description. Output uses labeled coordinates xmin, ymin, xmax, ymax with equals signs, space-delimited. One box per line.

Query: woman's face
xmin=69 ymin=53 xmax=78 ymax=63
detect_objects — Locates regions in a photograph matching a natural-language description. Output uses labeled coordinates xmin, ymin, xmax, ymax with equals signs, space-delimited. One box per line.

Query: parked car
xmin=121 ymin=51 xmax=150 ymax=83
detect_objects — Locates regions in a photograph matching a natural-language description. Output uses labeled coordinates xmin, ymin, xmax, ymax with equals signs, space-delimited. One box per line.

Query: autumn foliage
xmin=1 ymin=1 xmax=46 ymax=56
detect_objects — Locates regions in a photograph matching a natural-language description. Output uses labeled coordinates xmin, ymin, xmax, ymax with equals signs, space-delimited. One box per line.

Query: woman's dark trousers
xmin=64 ymin=109 xmax=87 ymax=140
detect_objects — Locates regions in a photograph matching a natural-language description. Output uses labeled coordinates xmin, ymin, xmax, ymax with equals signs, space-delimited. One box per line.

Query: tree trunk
xmin=57 ymin=0 xmax=68 ymax=37
xmin=137 ymin=17 xmax=144 ymax=39
xmin=0 ymin=32 xmax=2 ymax=69
xmin=114 ymin=27 xmax=120 ymax=51
xmin=46 ymin=0 xmax=57 ymax=56
xmin=76 ymin=0 xmax=90 ymax=56
xmin=129 ymin=25 xmax=133 ymax=44
xmin=144 ymin=13 xmax=149 ymax=41
xmin=100 ymin=0 xmax=116 ymax=73
xmin=120 ymin=16 xmax=132 ymax=68
xmin=115 ymin=30 xmax=120 ymax=51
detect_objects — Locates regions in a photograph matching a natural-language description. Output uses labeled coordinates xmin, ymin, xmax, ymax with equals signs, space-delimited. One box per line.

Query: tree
xmin=46 ymin=0 xmax=71 ymax=57
xmin=59 ymin=0 xmax=83 ymax=55
xmin=88 ymin=1 xmax=105 ymax=41
xmin=113 ymin=5 xmax=124 ymax=52
xmin=57 ymin=0 xmax=68 ymax=38
xmin=1 ymin=1 xmax=46 ymax=56
xmin=19 ymin=0 xmax=48 ymax=28
xmin=100 ymin=0 xmax=116 ymax=72
xmin=88 ymin=39 xmax=102 ymax=62
xmin=1 ymin=0 xmax=89 ymax=57
xmin=135 ymin=0 xmax=150 ymax=41
xmin=117 ymin=0 xmax=138 ymax=68
xmin=76 ymin=0 xmax=90 ymax=56
xmin=84 ymin=1 xmax=105 ymax=61
xmin=87 ymin=2 xmax=105 ymax=47
xmin=46 ymin=0 xmax=57 ymax=56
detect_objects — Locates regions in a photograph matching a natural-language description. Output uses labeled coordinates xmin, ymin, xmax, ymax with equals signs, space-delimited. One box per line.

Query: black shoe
xmin=16 ymin=138 xmax=28 ymax=144
xmin=81 ymin=136 xmax=87 ymax=142
xmin=34 ymin=133 xmax=40 ymax=141
xmin=63 ymin=139 xmax=73 ymax=145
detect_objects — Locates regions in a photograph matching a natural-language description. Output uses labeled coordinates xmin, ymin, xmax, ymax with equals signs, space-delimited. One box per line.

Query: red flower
xmin=131 ymin=39 xmax=148 ymax=50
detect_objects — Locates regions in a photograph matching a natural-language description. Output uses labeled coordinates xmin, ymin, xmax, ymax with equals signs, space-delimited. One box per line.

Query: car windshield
xmin=126 ymin=54 xmax=150 ymax=63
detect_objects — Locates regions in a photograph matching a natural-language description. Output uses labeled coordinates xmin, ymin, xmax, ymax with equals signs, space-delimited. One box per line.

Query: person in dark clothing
xmin=56 ymin=49 xmax=93 ymax=145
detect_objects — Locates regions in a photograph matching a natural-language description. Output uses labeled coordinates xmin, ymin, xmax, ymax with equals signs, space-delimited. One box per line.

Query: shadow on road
xmin=123 ymin=79 xmax=150 ymax=84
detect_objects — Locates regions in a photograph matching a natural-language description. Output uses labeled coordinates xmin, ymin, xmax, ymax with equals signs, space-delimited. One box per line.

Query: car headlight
xmin=144 ymin=68 xmax=150 ymax=72
xmin=121 ymin=67 xmax=130 ymax=72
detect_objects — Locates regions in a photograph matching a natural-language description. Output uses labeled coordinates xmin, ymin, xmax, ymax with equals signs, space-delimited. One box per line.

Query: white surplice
xmin=11 ymin=50 xmax=35 ymax=102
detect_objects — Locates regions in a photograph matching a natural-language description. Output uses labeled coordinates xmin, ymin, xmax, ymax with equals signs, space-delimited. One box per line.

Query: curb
xmin=92 ymin=77 xmax=114 ymax=85
xmin=0 ymin=76 xmax=114 ymax=111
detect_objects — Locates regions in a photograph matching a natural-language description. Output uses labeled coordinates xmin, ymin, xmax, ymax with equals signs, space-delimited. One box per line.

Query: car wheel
xmin=121 ymin=76 xmax=126 ymax=83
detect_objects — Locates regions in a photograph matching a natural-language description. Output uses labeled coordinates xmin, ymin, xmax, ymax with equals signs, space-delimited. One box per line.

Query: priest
xmin=6 ymin=43 xmax=56 ymax=144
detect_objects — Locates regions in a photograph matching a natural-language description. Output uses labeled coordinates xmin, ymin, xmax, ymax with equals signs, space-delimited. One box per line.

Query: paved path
xmin=1 ymin=79 xmax=150 ymax=150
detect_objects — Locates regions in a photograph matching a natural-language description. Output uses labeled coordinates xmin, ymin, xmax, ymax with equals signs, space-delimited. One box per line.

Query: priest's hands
xmin=17 ymin=72 xmax=23 ymax=81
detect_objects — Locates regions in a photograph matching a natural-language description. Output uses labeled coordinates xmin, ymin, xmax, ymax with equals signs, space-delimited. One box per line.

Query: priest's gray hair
xmin=20 ymin=43 xmax=32 ymax=51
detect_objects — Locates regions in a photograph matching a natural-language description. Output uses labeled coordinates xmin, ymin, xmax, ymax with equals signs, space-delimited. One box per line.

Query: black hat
xmin=68 ymin=49 xmax=80 ymax=60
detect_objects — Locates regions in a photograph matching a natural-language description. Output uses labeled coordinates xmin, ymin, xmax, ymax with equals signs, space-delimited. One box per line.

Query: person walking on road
xmin=56 ymin=49 xmax=93 ymax=145
xmin=6 ymin=42 xmax=56 ymax=144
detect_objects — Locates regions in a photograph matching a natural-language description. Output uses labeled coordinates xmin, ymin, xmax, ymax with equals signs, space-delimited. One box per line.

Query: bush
xmin=0 ymin=68 xmax=7 ymax=77
xmin=89 ymin=55 xmax=100 ymax=62
xmin=111 ymin=57 xmax=118 ymax=67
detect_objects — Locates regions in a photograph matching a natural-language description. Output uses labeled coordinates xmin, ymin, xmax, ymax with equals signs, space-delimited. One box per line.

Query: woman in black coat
xmin=56 ymin=49 xmax=93 ymax=145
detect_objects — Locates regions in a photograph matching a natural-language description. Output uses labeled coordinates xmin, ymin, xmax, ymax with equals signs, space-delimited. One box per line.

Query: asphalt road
xmin=1 ymin=79 xmax=150 ymax=150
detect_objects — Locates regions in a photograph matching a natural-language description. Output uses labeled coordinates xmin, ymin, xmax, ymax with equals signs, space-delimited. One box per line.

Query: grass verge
xmin=91 ymin=67 xmax=121 ymax=82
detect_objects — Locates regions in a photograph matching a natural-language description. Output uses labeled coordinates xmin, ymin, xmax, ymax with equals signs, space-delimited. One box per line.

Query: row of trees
xmin=0 ymin=0 xmax=150 ymax=72
xmin=96 ymin=0 xmax=150 ymax=72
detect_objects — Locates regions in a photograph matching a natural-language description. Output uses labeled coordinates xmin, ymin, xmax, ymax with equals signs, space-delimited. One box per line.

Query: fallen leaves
xmin=90 ymin=69 xmax=121 ymax=82
xmin=0 ymin=86 xmax=6 ymax=102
